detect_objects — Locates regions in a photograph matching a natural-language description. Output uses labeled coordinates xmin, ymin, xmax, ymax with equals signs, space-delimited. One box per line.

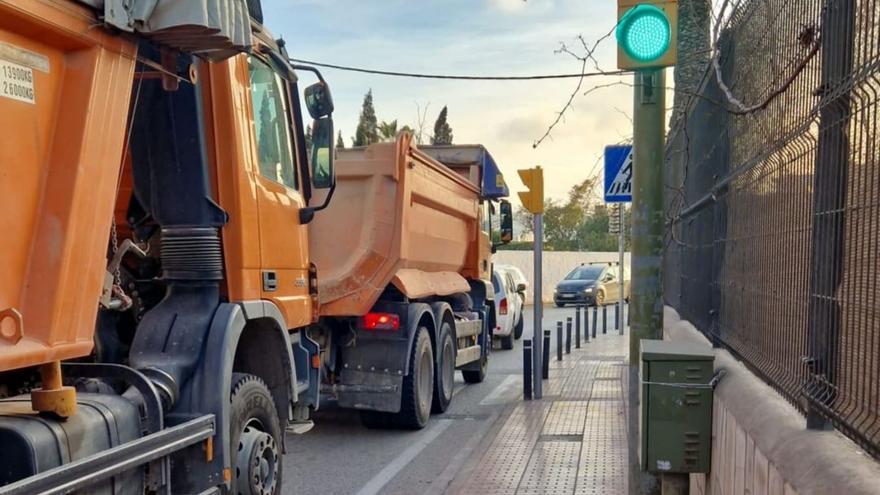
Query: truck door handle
xmin=263 ymin=271 xmax=278 ymax=292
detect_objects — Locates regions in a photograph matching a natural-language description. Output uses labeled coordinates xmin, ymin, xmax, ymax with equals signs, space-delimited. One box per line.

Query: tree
xmin=432 ymin=106 xmax=453 ymax=145
xmin=336 ymin=130 xmax=345 ymax=149
xmin=304 ymin=124 xmax=312 ymax=153
xmin=353 ymin=89 xmax=379 ymax=146
xmin=378 ymin=120 xmax=399 ymax=142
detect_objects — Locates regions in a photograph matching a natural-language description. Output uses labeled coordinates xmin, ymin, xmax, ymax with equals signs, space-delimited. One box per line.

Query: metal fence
xmin=664 ymin=0 xmax=880 ymax=457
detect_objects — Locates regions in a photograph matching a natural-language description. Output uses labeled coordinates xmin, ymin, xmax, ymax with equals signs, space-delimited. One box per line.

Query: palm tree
xmin=378 ymin=120 xmax=399 ymax=142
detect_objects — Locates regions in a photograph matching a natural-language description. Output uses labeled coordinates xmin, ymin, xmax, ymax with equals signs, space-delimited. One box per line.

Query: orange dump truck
xmin=0 ymin=1 xmax=512 ymax=492
xmin=0 ymin=0 xmax=340 ymax=493
xmin=309 ymin=136 xmax=512 ymax=427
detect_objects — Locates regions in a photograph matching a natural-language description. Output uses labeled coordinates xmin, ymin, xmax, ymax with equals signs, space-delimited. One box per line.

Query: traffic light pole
xmin=628 ymin=68 xmax=666 ymax=494
xmin=619 ymin=205 xmax=625 ymax=336
xmin=532 ymin=213 xmax=543 ymax=399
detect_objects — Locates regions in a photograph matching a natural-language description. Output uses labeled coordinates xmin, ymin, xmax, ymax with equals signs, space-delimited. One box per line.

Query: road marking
xmin=424 ymin=411 xmax=499 ymax=495
xmin=479 ymin=374 xmax=521 ymax=405
xmin=354 ymin=419 xmax=453 ymax=495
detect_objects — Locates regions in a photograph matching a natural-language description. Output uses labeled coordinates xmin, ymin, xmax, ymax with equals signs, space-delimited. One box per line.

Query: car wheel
xmin=500 ymin=332 xmax=514 ymax=350
xmin=514 ymin=315 xmax=524 ymax=340
xmin=595 ymin=290 xmax=605 ymax=306
xmin=431 ymin=322 xmax=455 ymax=414
xmin=230 ymin=373 xmax=282 ymax=495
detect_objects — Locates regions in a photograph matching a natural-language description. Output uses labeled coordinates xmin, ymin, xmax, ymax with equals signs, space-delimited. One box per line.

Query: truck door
xmin=246 ymin=55 xmax=311 ymax=328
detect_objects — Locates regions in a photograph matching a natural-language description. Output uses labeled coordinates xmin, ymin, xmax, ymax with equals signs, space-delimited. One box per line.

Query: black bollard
xmin=602 ymin=305 xmax=608 ymax=334
xmin=592 ymin=305 xmax=598 ymax=339
xmin=575 ymin=306 xmax=581 ymax=349
xmin=565 ymin=317 xmax=572 ymax=354
xmin=584 ymin=305 xmax=590 ymax=343
xmin=615 ymin=302 xmax=620 ymax=330
xmin=542 ymin=330 xmax=550 ymax=380
xmin=523 ymin=339 xmax=533 ymax=400
xmin=556 ymin=321 xmax=563 ymax=361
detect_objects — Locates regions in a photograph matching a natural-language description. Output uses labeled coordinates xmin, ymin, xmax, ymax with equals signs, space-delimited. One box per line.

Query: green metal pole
xmin=628 ymin=68 xmax=666 ymax=495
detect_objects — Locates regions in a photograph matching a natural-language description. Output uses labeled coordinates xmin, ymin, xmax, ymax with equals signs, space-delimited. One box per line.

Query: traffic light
xmin=616 ymin=0 xmax=678 ymax=70
xmin=517 ymin=166 xmax=544 ymax=214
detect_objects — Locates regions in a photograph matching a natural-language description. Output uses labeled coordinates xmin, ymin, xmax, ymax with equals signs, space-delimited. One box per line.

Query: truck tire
xmin=500 ymin=332 xmax=514 ymax=350
xmin=432 ymin=322 xmax=455 ymax=413
xmin=230 ymin=373 xmax=282 ymax=495
xmin=514 ymin=315 xmax=524 ymax=340
xmin=461 ymin=353 xmax=487 ymax=383
xmin=361 ymin=326 xmax=434 ymax=430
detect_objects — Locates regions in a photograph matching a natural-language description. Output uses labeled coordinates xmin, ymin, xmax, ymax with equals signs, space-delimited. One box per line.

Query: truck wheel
xmin=362 ymin=326 xmax=434 ymax=430
xmin=500 ymin=332 xmax=514 ymax=350
xmin=514 ymin=316 xmax=524 ymax=340
xmin=461 ymin=353 xmax=487 ymax=383
xmin=230 ymin=373 xmax=282 ymax=495
xmin=432 ymin=322 xmax=455 ymax=413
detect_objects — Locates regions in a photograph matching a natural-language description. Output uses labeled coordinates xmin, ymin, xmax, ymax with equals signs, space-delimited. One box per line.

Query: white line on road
xmin=354 ymin=419 xmax=453 ymax=495
xmin=424 ymin=411 xmax=499 ymax=495
xmin=479 ymin=374 xmax=522 ymax=405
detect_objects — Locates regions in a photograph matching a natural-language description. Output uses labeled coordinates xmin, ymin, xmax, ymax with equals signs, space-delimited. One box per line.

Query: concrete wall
xmin=493 ymin=251 xmax=631 ymax=304
xmin=663 ymin=307 xmax=880 ymax=495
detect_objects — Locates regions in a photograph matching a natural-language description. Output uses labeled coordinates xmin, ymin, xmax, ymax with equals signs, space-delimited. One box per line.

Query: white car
xmin=492 ymin=265 xmax=525 ymax=350
xmin=504 ymin=265 xmax=529 ymax=303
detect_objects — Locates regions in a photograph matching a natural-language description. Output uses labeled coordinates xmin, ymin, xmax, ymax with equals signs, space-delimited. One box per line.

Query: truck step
xmin=455 ymin=345 xmax=481 ymax=367
xmin=286 ymin=420 xmax=315 ymax=435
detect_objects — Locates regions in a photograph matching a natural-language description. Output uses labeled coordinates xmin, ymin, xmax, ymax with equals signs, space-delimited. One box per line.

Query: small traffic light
xmin=518 ymin=166 xmax=544 ymax=214
xmin=616 ymin=0 xmax=678 ymax=70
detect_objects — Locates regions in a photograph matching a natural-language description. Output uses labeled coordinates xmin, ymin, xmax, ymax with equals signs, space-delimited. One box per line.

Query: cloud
xmin=489 ymin=0 xmax=528 ymax=13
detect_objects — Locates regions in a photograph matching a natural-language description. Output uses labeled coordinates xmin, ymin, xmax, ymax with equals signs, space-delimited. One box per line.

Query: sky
xmin=261 ymin=0 xmax=635 ymax=205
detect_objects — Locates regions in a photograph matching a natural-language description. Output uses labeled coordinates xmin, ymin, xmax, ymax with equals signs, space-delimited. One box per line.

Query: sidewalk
xmin=451 ymin=319 xmax=630 ymax=494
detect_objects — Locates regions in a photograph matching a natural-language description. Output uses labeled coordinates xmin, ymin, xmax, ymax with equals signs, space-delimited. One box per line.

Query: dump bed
xmin=309 ymin=135 xmax=492 ymax=316
xmin=0 ymin=0 xmax=137 ymax=372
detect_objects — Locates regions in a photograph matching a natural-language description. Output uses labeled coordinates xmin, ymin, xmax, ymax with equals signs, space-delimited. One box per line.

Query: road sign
xmin=605 ymin=145 xmax=633 ymax=203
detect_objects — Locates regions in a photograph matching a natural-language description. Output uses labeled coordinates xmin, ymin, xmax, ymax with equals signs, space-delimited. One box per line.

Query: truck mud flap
xmin=333 ymin=369 xmax=404 ymax=413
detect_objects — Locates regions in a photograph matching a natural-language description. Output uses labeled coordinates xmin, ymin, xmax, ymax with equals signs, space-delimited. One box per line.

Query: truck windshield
xmin=565 ymin=266 xmax=604 ymax=281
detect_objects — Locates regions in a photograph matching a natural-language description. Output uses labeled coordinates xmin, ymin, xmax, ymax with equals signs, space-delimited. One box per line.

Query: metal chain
xmin=110 ymin=218 xmax=121 ymax=283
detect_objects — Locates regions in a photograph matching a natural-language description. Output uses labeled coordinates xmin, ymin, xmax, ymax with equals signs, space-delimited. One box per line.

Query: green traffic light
xmin=617 ymin=4 xmax=671 ymax=63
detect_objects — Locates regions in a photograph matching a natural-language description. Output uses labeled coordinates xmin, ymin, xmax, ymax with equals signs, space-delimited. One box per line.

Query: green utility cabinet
xmin=640 ymin=340 xmax=714 ymax=473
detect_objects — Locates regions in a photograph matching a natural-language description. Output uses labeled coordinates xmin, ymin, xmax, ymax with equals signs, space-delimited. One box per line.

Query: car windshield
xmin=564 ymin=266 xmax=604 ymax=281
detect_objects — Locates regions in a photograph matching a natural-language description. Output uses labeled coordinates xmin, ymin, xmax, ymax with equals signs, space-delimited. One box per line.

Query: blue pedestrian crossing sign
xmin=604 ymin=145 xmax=633 ymax=203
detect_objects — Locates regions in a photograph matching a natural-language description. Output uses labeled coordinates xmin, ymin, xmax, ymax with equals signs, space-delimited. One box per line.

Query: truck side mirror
xmin=311 ymin=117 xmax=335 ymax=189
xmin=304 ymin=81 xmax=334 ymax=119
xmin=498 ymin=200 xmax=513 ymax=244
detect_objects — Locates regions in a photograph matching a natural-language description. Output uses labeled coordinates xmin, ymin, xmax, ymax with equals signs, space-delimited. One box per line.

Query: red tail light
xmin=361 ymin=312 xmax=400 ymax=331
xmin=499 ymin=298 xmax=508 ymax=315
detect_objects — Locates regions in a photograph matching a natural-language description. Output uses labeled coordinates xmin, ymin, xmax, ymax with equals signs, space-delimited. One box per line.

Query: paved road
xmin=283 ymin=305 xmax=629 ymax=494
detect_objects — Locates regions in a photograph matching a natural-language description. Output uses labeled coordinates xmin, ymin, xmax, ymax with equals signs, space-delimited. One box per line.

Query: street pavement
xmin=283 ymin=305 xmax=631 ymax=494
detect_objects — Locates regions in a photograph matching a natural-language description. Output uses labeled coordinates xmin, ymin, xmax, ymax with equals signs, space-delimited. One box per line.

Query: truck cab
xmin=0 ymin=1 xmax=334 ymax=492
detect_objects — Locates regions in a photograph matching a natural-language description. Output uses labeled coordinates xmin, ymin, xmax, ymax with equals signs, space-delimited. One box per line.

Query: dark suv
xmin=554 ymin=263 xmax=629 ymax=307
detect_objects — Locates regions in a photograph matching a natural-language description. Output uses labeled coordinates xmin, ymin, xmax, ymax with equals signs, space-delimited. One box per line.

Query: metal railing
xmin=665 ymin=0 xmax=880 ymax=457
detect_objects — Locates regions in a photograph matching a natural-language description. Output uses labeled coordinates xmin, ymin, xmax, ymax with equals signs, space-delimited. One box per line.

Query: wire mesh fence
xmin=665 ymin=0 xmax=880 ymax=457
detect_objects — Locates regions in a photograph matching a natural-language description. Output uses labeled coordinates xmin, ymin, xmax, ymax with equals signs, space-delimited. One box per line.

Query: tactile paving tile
xmin=589 ymin=378 xmax=623 ymax=401
xmin=575 ymin=399 xmax=628 ymax=494
xmin=516 ymin=441 xmax=581 ymax=495
xmin=460 ymin=401 xmax=551 ymax=495
xmin=542 ymin=401 xmax=589 ymax=436
xmin=560 ymin=360 xmax=599 ymax=400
